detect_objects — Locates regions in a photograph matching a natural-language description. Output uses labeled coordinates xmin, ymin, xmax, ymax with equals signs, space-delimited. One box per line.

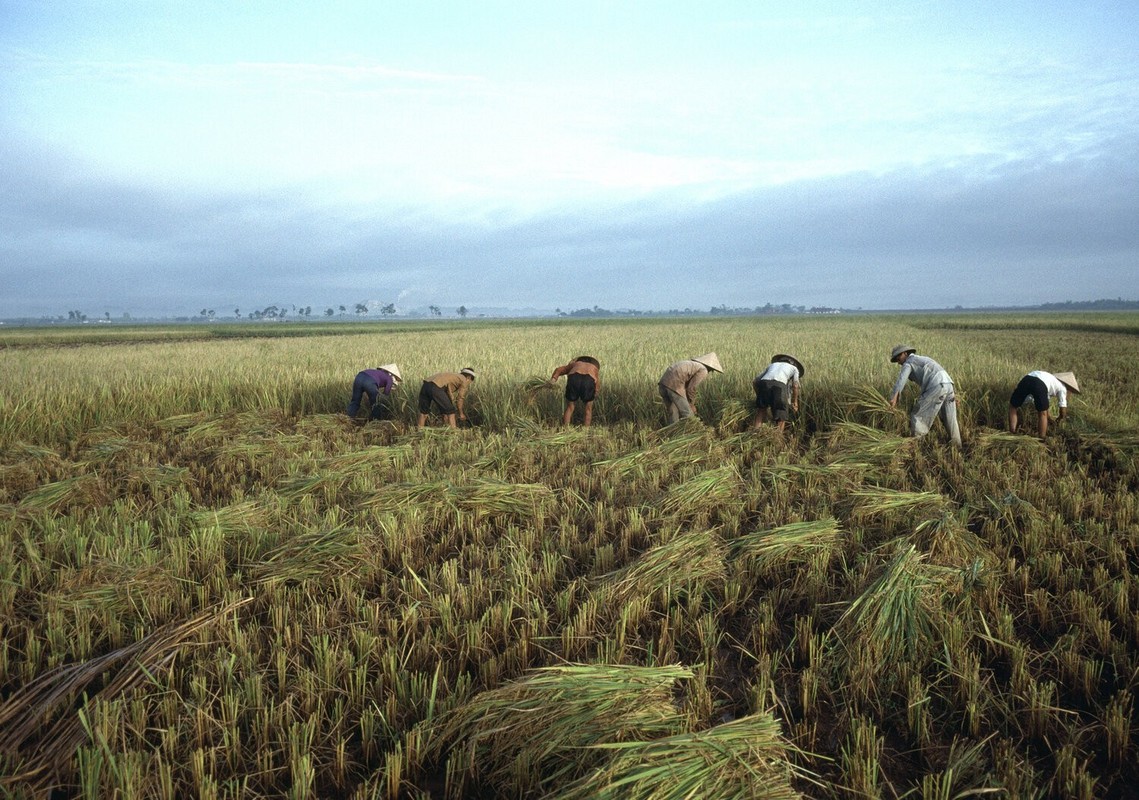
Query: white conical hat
xmin=378 ymin=363 xmax=402 ymax=382
xmin=692 ymin=352 xmax=722 ymax=373
xmin=1054 ymin=371 xmax=1080 ymax=394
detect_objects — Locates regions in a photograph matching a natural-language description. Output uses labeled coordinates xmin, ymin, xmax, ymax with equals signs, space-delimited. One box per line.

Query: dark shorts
xmin=754 ymin=378 xmax=791 ymax=420
xmin=1009 ymin=375 xmax=1049 ymax=412
xmin=418 ymin=381 xmax=456 ymax=415
xmin=565 ymin=373 xmax=596 ymax=403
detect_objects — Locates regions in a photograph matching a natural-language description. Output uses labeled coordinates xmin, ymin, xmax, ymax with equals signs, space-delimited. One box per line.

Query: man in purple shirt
xmin=346 ymin=364 xmax=402 ymax=421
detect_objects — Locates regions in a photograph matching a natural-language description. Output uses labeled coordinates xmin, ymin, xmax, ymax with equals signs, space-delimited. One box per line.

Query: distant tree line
xmin=182 ymin=302 xmax=468 ymax=321
xmin=48 ymin=297 xmax=1135 ymax=325
xmin=1037 ymin=298 xmax=1139 ymax=311
xmin=554 ymin=303 xmax=825 ymax=318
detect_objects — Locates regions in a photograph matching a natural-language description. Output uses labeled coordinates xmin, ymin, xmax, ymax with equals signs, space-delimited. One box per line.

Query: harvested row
xmin=1 ymin=314 xmax=1138 ymax=798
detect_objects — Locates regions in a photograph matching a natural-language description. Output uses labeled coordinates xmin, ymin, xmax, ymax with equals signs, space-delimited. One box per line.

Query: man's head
xmin=890 ymin=344 xmax=916 ymax=364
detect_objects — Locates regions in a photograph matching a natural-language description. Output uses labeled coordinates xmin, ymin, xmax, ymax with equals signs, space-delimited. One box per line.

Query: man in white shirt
xmin=1008 ymin=370 xmax=1080 ymax=438
xmin=752 ymin=354 xmax=803 ymax=432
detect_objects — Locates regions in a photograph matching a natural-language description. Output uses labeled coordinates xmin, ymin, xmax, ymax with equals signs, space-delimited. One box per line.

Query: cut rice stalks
xmin=430 ymin=664 xmax=693 ymax=798
xmin=550 ymin=711 xmax=815 ymax=800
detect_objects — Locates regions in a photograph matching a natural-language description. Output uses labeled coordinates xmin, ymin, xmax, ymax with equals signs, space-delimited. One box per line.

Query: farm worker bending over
xmin=888 ymin=345 xmax=962 ymax=446
xmin=551 ymin=356 xmax=601 ymax=427
xmin=1008 ymin=370 xmax=1080 ymax=438
xmin=346 ymin=364 xmax=402 ymax=421
xmin=417 ymin=368 xmax=476 ymax=428
xmin=752 ymin=354 xmax=803 ymax=432
xmin=658 ymin=352 xmax=722 ymax=424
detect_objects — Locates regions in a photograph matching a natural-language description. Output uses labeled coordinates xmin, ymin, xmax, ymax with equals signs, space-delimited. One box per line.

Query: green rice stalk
xmin=844 ymin=385 xmax=902 ymax=420
xmin=919 ymin=736 xmax=998 ymax=799
xmin=0 ymin=599 xmax=251 ymax=796
xmin=596 ymin=528 xmax=727 ymax=607
xmin=826 ymin=421 xmax=911 ymax=465
xmin=430 ymin=664 xmax=693 ymax=797
xmin=8 ymin=443 xmax=61 ymax=462
xmin=715 ymin=399 xmax=753 ymax=433
xmin=190 ymin=499 xmax=273 ymax=535
xmin=732 ymin=518 xmax=843 ymax=572
xmin=17 ymin=475 xmax=101 ymax=513
xmin=522 ymin=376 xmax=558 ymax=395
xmin=127 ymin=464 xmax=189 ymax=493
xmin=912 ymin=512 xmax=991 ymax=568
xmin=550 ymin=711 xmax=813 ymax=800
xmin=322 ymin=444 xmax=414 ymax=471
xmin=836 ymin=544 xmax=955 ymax=672
xmin=593 ymin=447 xmax=659 ymax=477
xmin=76 ymin=437 xmax=134 ymax=466
xmin=849 ymin=487 xmax=950 ymax=520
xmin=594 ymin=430 xmax=720 ymax=478
xmin=974 ymin=431 xmax=1048 ymax=453
xmin=362 ymin=479 xmax=553 ymax=517
xmin=153 ymin=412 xmax=207 ymax=432
xmin=661 ymin=465 xmax=742 ymax=515
xmin=250 ymin=525 xmax=361 ymax=584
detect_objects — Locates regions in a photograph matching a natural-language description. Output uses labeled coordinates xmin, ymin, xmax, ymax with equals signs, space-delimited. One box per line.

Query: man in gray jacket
xmin=888 ymin=344 xmax=961 ymax=446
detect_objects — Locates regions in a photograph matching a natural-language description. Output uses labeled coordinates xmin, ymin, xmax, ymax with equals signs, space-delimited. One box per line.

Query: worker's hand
xmin=888 ymin=394 xmax=898 ymax=408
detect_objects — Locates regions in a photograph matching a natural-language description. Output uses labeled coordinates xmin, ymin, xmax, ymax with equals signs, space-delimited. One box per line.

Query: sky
xmin=2 ymin=1 xmax=1138 ymax=318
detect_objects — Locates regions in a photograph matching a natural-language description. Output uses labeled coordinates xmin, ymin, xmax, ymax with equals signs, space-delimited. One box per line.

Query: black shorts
xmin=418 ymin=381 xmax=456 ymax=414
xmin=1009 ymin=375 xmax=1049 ymax=412
xmin=753 ymin=378 xmax=791 ymax=421
xmin=565 ymin=373 xmax=596 ymax=403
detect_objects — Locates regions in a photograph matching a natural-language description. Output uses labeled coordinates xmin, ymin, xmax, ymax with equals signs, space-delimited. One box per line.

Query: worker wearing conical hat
xmin=658 ymin=352 xmax=722 ymax=424
xmin=752 ymin=354 xmax=804 ymax=433
xmin=888 ymin=345 xmax=962 ymax=446
xmin=1008 ymin=370 xmax=1080 ymax=438
xmin=346 ymin=363 xmax=402 ymax=421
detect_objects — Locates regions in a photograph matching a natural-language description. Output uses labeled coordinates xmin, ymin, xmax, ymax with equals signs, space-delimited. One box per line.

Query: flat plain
xmin=1 ymin=313 xmax=1137 ymax=798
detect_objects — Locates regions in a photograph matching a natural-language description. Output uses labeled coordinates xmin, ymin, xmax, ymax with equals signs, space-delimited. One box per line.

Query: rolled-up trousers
xmin=911 ymin=382 xmax=961 ymax=446
xmin=658 ymin=384 xmax=693 ymax=424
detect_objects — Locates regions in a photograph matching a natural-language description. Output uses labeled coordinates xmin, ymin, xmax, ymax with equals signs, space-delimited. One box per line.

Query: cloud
xmin=3 ymin=130 xmax=1138 ymax=318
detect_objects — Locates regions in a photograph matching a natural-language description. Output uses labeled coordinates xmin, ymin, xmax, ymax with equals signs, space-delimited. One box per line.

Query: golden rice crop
xmin=1 ymin=313 xmax=1138 ymax=798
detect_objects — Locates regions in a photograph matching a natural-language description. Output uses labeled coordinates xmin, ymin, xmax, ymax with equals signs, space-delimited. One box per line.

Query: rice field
xmin=1 ymin=313 xmax=1137 ymax=798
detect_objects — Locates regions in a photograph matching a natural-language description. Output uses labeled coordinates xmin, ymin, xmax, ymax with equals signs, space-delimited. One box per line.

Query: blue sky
xmin=2 ymin=1 xmax=1137 ymax=317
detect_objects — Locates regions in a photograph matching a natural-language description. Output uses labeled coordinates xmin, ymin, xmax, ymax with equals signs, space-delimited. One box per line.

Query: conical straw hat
xmin=378 ymin=363 xmax=402 ymax=383
xmin=1054 ymin=371 xmax=1080 ymax=394
xmin=692 ymin=352 xmax=722 ymax=373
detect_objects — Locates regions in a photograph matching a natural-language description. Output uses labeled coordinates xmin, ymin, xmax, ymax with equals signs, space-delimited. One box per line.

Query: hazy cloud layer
xmin=4 ymin=131 xmax=1137 ymax=318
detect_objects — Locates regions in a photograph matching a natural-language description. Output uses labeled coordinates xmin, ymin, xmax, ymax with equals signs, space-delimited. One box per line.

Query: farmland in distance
xmin=1 ymin=313 xmax=1137 ymax=798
